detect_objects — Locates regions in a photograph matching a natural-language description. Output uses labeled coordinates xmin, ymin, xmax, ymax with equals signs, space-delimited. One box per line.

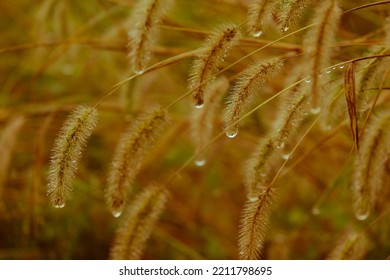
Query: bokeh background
xmin=0 ymin=0 xmax=389 ymax=259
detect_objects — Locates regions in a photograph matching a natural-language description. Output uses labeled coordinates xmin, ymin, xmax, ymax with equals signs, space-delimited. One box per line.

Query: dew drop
xmin=226 ymin=127 xmax=238 ymax=138
xmin=248 ymin=196 xmax=259 ymax=202
xmin=194 ymin=103 xmax=204 ymax=109
xmin=282 ymin=26 xmax=289 ymax=32
xmin=54 ymin=203 xmax=65 ymax=209
xmin=253 ymin=30 xmax=263 ymax=38
xmin=310 ymin=107 xmax=321 ymax=115
xmin=112 ymin=209 xmax=122 ymax=218
xmin=325 ymin=125 xmax=332 ymax=131
xmin=305 ymin=78 xmax=311 ymax=83
xmin=282 ymin=153 xmax=290 ymax=160
xmin=339 ymin=65 xmax=345 ymax=69
xmin=356 ymin=210 xmax=369 ymax=221
xmin=194 ymin=158 xmax=206 ymax=167
xmin=134 ymin=69 xmax=144 ymax=75
xmin=311 ymin=207 xmax=320 ymax=215
xmin=326 ymin=69 xmax=332 ymax=74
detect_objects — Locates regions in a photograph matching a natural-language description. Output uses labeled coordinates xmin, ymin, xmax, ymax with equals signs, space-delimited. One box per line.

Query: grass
xmin=0 ymin=0 xmax=389 ymax=260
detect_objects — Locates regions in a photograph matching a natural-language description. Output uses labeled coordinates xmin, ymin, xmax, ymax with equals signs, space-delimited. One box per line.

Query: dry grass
xmin=1 ymin=0 xmax=390 ymax=260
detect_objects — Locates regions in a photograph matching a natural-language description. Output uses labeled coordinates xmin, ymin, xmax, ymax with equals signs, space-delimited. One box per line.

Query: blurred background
xmin=0 ymin=0 xmax=389 ymax=259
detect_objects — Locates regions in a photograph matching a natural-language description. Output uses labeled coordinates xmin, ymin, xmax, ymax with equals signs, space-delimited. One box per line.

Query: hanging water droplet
xmin=226 ymin=127 xmax=238 ymax=138
xmin=282 ymin=26 xmax=289 ymax=32
xmin=54 ymin=202 xmax=65 ymax=209
xmin=332 ymin=67 xmax=336 ymax=70
xmin=310 ymin=107 xmax=321 ymax=115
xmin=326 ymin=68 xmax=332 ymax=74
xmin=248 ymin=196 xmax=259 ymax=202
xmin=253 ymin=30 xmax=263 ymax=38
xmin=194 ymin=158 xmax=206 ymax=167
xmin=282 ymin=153 xmax=290 ymax=160
xmin=311 ymin=207 xmax=320 ymax=215
xmin=305 ymin=78 xmax=311 ymax=83
xmin=194 ymin=100 xmax=204 ymax=109
xmin=339 ymin=65 xmax=345 ymax=69
xmin=112 ymin=209 xmax=122 ymax=218
xmin=356 ymin=210 xmax=369 ymax=221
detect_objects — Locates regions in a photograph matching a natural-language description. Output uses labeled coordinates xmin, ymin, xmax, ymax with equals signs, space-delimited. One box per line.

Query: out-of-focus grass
xmin=0 ymin=0 xmax=389 ymax=260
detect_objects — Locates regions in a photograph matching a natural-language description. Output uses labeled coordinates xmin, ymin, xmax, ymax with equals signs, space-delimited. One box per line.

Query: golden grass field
xmin=0 ymin=0 xmax=389 ymax=259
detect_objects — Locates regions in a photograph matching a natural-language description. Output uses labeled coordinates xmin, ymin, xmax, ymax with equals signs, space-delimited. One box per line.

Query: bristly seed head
xmin=47 ymin=106 xmax=98 ymax=208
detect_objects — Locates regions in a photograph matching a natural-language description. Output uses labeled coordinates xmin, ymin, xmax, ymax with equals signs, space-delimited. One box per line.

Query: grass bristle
xmin=109 ymin=185 xmax=168 ymax=260
xmin=47 ymin=106 xmax=98 ymax=208
xmin=188 ymin=24 xmax=240 ymax=108
xmin=106 ymin=107 xmax=169 ymax=218
xmin=238 ymin=187 xmax=277 ymax=260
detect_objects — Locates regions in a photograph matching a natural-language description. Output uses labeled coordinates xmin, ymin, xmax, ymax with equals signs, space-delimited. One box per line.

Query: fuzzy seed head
xmin=106 ymin=107 xmax=170 ymax=217
xmin=352 ymin=112 xmax=390 ymax=220
xmin=47 ymin=106 xmax=98 ymax=208
xmin=224 ymin=57 xmax=283 ymax=135
xmin=189 ymin=24 xmax=240 ymax=108
xmin=238 ymin=187 xmax=276 ymax=260
xmin=109 ymin=185 xmax=168 ymax=260
xmin=128 ymin=0 xmax=174 ymax=74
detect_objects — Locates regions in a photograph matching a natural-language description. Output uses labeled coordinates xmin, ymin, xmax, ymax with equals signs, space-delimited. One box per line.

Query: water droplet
xmin=305 ymin=78 xmax=311 ymax=83
xmin=282 ymin=26 xmax=289 ymax=32
xmin=253 ymin=30 xmax=263 ymax=38
xmin=339 ymin=65 xmax=345 ymax=69
xmin=248 ymin=196 xmax=258 ymax=202
xmin=310 ymin=107 xmax=321 ymax=115
xmin=226 ymin=127 xmax=238 ymax=138
xmin=356 ymin=210 xmax=369 ymax=221
xmin=326 ymin=69 xmax=332 ymax=74
xmin=134 ymin=69 xmax=144 ymax=75
xmin=194 ymin=158 xmax=206 ymax=167
xmin=282 ymin=153 xmax=290 ymax=160
xmin=112 ymin=210 xmax=122 ymax=218
xmin=311 ymin=207 xmax=320 ymax=215
xmin=332 ymin=67 xmax=336 ymax=70
xmin=54 ymin=203 xmax=65 ymax=209
xmin=195 ymin=100 xmax=204 ymax=109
